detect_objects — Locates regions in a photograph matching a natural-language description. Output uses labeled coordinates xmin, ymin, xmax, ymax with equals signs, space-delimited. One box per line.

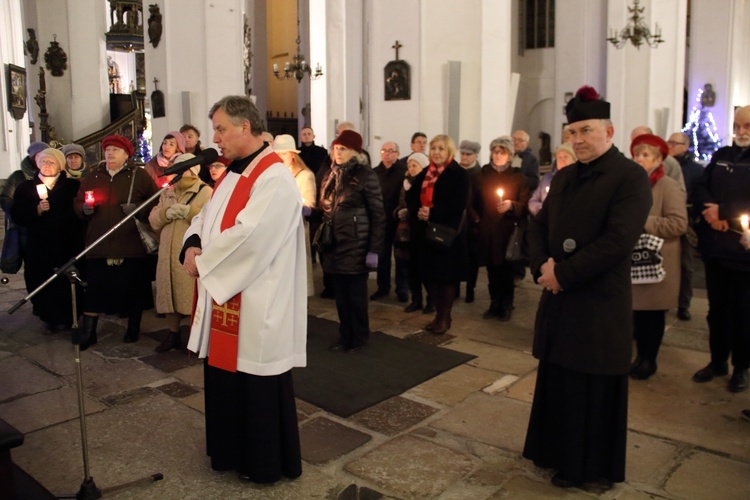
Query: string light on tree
xmin=681 ymin=87 xmax=721 ymax=163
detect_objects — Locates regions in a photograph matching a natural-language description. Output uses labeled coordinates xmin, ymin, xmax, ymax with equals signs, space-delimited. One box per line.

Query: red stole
xmin=207 ymin=151 xmax=282 ymax=372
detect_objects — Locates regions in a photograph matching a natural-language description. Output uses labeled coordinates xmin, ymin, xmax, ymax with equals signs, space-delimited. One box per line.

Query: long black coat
xmin=477 ymin=164 xmax=530 ymax=266
xmin=405 ymin=160 xmax=469 ymax=284
xmin=528 ymin=146 xmax=652 ymax=375
xmin=318 ymin=157 xmax=386 ymax=274
xmin=10 ymin=174 xmax=84 ymax=325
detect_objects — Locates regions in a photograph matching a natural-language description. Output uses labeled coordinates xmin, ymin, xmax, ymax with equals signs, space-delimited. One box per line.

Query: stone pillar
xmin=479 ymin=0 xmax=512 ymax=150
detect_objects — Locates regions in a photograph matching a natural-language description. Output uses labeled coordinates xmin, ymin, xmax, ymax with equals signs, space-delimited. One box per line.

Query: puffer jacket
xmin=1 ymin=156 xmax=38 ymax=212
xmin=318 ymin=155 xmax=385 ymax=274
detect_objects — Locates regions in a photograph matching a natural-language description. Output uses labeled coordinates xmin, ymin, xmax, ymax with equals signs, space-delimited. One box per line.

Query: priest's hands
xmin=184 ymin=247 xmax=201 ymax=278
xmin=538 ymin=257 xmax=562 ymax=294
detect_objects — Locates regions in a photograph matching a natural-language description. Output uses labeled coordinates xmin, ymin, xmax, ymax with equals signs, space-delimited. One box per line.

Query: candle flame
xmin=741 ymin=214 xmax=749 ymax=231
xmin=85 ymin=191 xmax=94 ymax=204
xmin=497 ymin=189 xmax=504 ymax=198
xmin=36 ymin=184 xmax=48 ymax=200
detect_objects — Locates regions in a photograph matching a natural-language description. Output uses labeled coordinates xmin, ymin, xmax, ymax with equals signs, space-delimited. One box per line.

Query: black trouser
xmin=376 ymin=224 xmax=408 ymax=295
xmin=678 ymin=235 xmax=693 ymax=311
xmin=466 ymin=232 xmax=480 ymax=291
xmin=633 ymin=309 xmax=666 ymax=361
xmin=331 ymin=273 xmax=369 ymax=348
xmin=487 ymin=262 xmax=515 ymax=305
xmin=407 ymin=250 xmax=426 ymax=305
xmin=704 ymin=260 xmax=750 ymax=369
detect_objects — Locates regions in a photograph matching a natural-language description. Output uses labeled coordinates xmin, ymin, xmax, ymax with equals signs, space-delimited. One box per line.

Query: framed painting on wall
xmin=7 ymin=64 xmax=27 ymax=120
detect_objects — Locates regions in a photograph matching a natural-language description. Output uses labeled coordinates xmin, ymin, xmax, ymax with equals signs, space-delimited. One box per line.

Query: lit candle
xmin=273 ymin=63 xmax=278 ymax=73
xmin=741 ymin=214 xmax=749 ymax=231
xmin=84 ymin=191 xmax=95 ymax=205
xmin=545 ymin=186 xmax=550 ymax=194
xmin=36 ymin=184 xmax=48 ymax=200
xmin=496 ymin=188 xmax=504 ymax=203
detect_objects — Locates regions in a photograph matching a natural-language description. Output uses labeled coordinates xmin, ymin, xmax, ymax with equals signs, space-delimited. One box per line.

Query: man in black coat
xmin=522 ymin=86 xmax=652 ymax=488
xmin=298 ymin=126 xmax=328 ymax=175
xmin=691 ymin=105 xmax=750 ymax=392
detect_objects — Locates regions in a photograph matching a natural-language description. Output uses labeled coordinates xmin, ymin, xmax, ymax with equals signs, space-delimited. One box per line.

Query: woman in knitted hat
xmin=10 ymin=148 xmax=85 ymax=332
xmin=629 ymin=133 xmax=688 ymax=380
xmin=477 ymin=136 xmax=530 ymax=322
xmin=528 ymin=142 xmax=576 ymax=216
xmin=148 ymin=153 xmax=212 ymax=352
xmin=144 ymin=130 xmax=187 ymax=184
xmin=73 ymin=134 xmax=160 ymax=350
xmin=273 ymin=134 xmax=316 ymax=296
xmin=404 ymin=134 xmax=470 ymax=334
xmin=61 ymin=143 xmax=90 ymax=179
xmin=317 ymin=130 xmax=386 ymax=352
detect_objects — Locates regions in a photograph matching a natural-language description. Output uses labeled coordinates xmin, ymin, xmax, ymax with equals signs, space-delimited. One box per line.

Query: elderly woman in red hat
xmin=317 ymin=130 xmax=386 ymax=352
xmin=73 ymin=134 xmax=159 ymax=350
xmin=629 ymin=133 xmax=688 ymax=379
xmin=144 ymin=130 xmax=186 ymax=185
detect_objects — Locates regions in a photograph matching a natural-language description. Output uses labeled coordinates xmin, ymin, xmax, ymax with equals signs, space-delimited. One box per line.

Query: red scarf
xmin=649 ymin=165 xmax=665 ymax=187
xmin=206 ymin=151 xmax=282 ymax=372
xmin=420 ymin=159 xmax=451 ymax=207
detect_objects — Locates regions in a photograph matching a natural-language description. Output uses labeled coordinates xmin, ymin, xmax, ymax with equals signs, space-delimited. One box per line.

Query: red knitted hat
xmin=332 ymin=130 xmax=363 ymax=153
xmin=630 ymin=133 xmax=669 ymax=160
xmin=102 ymin=135 xmax=134 ymax=157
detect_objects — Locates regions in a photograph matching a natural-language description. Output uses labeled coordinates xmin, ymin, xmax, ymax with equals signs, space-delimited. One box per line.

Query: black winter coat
xmin=528 ymin=146 xmax=652 ymax=375
xmin=693 ymin=144 xmax=750 ymax=271
xmin=318 ymin=157 xmax=386 ymax=274
xmin=405 ymin=160 xmax=469 ymax=284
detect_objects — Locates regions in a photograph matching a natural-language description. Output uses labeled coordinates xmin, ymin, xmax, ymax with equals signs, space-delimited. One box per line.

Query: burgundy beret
xmin=630 ymin=133 xmax=669 ymax=161
xmin=101 ymin=135 xmax=134 ymax=157
xmin=332 ymin=130 xmax=363 ymax=153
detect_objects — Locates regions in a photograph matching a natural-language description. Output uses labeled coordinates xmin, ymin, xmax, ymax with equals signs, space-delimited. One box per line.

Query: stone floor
xmin=0 ymin=260 xmax=748 ymax=500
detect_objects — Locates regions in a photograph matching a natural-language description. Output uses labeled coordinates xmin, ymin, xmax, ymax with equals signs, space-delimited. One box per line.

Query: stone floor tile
xmin=296 ymin=398 xmax=321 ymax=417
xmin=66 ymin=358 xmax=169 ymax=400
xmin=350 ymin=396 xmax=439 ymax=436
xmin=171 ymin=363 xmax=204 ymax=389
xmin=156 ymin=381 xmax=200 ymax=399
xmin=405 ymin=330 xmax=456 ymax=346
xmin=0 ymin=385 xmax=106 ymax=433
xmin=430 ymin=393 xmax=531 ymax=453
xmin=504 ymin=369 xmax=537 ymax=403
xmin=625 ymin=431 xmax=678 ymax=487
xmin=444 ymin=338 xmax=537 ymax=375
xmin=0 ymin=356 xmax=64 ymax=403
xmin=20 ymin=338 xmax=108 ymax=376
xmin=179 ymin=392 xmax=205 ymax=414
xmin=345 ymin=434 xmax=480 ymax=498
xmin=665 ymin=451 xmax=750 ymax=499
xmin=492 ymin=475 xmax=592 ymax=499
xmin=408 ymin=364 xmax=501 ymax=407
xmin=299 ymin=416 xmax=372 ymax=465
xmin=437 ymin=480 xmax=500 ymax=499
xmin=140 ymin=350 xmax=202 ymax=373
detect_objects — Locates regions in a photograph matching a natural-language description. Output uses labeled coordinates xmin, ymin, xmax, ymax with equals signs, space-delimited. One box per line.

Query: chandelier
xmin=607 ymin=0 xmax=664 ymax=49
xmin=272 ymin=0 xmax=323 ymax=82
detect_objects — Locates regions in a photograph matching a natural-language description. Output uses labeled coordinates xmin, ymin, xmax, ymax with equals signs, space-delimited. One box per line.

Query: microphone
xmin=160 ymin=148 xmax=219 ymax=177
xmin=563 ymin=238 xmax=576 ymax=253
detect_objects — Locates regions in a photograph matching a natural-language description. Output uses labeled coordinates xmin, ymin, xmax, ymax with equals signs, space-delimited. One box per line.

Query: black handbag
xmin=504 ymin=223 xmax=524 ymax=262
xmin=0 ymin=216 xmax=23 ymax=274
xmin=313 ymin=220 xmax=333 ymax=251
xmin=425 ymin=222 xmax=457 ymax=247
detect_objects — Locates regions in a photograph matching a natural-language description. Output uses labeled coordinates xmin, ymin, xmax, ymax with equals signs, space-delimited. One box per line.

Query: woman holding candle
xmin=144 ymin=130 xmax=186 ymax=184
xmin=629 ymin=134 xmax=687 ymax=380
xmin=405 ymin=134 xmax=469 ymax=334
xmin=528 ymin=143 xmax=576 ymax=216
xmin=148 ymin=153 xmax=211 ymax=352
xmin=73 ymin=135 xmax=159 ymax=350
xmin=10 ymin=148 xmax=84 ymax=332
xmin=273 ymin=134 xmax=317 ymax=296
xmin=477 ymin=136 xmax=530 ymax=321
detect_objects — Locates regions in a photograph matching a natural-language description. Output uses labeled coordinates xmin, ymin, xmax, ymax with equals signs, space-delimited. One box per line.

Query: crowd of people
xmin=2 ymin=92 xmax=749 ymax=489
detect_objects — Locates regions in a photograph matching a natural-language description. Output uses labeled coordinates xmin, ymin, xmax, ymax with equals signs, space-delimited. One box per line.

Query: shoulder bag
xmin=631 ymin=233 xmax=666 ymax=284
xmin=127 ymin=171 xmax=160 ymax=255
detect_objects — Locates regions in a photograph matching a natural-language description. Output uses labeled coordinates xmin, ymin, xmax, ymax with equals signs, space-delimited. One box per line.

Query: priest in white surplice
xmin=181 ymin=96 xmax=306 ymax=484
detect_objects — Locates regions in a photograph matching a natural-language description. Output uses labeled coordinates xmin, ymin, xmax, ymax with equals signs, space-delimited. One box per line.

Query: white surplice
xmin=185 ymin=152 xmax=307 ymax=376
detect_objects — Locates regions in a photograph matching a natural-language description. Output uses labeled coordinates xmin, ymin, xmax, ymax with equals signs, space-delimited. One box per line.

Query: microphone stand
xmin=5 ymin=168 xmax=191 ymax=498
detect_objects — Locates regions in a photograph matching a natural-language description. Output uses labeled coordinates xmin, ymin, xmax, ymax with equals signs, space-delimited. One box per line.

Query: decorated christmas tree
xmin=681 ymin=86 xmax=721 ymax=163
xmin=134 ymin=132 xmax=152 ymax=163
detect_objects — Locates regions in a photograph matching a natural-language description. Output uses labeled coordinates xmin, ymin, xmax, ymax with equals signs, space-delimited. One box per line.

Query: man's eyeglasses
xmin=667 ymin=141 xmax=687 ymax=146
xmin=380 ymin=149 xmax=398 ymax=154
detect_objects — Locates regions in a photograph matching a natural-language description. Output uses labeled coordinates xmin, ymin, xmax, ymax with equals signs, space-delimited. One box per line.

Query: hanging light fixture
xmin=272 ymin=0 xmax=323 ymax=82
xmin=607 ymin=0 xmax=664 ymax=49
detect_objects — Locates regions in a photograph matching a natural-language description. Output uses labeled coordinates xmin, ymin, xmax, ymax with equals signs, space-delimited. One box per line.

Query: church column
xmin=479 ymin=0 xmax=512 ymax=149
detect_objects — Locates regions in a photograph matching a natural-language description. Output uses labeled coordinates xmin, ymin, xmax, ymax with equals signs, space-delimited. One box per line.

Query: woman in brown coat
xmin=148 ymin=154 xmax=211 ymax=352
xmin=629 ymin=134 xmax=688 ymax=379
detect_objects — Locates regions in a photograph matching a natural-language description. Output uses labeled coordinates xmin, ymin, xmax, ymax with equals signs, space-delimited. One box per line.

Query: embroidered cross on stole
xmin=207 ymin=151 xmax=281 ymax=372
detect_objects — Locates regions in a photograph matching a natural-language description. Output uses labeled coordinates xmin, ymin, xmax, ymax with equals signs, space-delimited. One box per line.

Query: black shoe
xmin=328 ymin=342 xmax=346 ymax=352
xmin=423 ymin=301 xmax=435 ymax=314
xmin=397 ymin=292 xmax=409 ymax=303
xmin=742 ymin=409 xmax=750 ymax=422
xmin=155 ymin=331 xmax=183 ymax=353
xmin=123 ymin=310 xmax=142 ymax=343
xmin=465 ymin=288 xmax=475 ymax=303
xmin=345 ymin=344 xmax=365 ymax=353
xmin=551 ymin=473 xmax=581 ymax=488
xmin=630 ymin=358 xmax=657 ymax=380
xmin=483 ymin=302 xmax=500 ymax=319
xmin=677 ymin=308 xmax=691 ymax=321
xmin=319 ymin=289 xmax=335 ymax=299
xmin=370 ymin=290 xmax=388 ymax=301
xmin=629 ymin=356 xmax=643 ymax=374
xmin=729 ymin=368 xmax=749 ymax=392
xmin=404 ymin=302 xmax=423 ymax=313
xmin=692 ymin=362 xmax=729 ymax=383
xmin=76 ymin=315 xmax=99 ymax=351
xmin=497 ymin=305 xmax=512 ymax=322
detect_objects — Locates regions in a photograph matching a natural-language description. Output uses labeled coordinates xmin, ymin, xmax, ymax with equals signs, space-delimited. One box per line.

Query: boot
xmin=124 ymin=309 xmax=142 ymax=343
xmin=77 ymin=315 xmax=98 ymax=351
xmin=423 ymin=296 xmax=435 ymax=314
xmin=155 ymin=330 xmax=183 ymax=353
xmin=497 ymin=299 xmax=513 ymax=322
xmin=432 ymin=285 xmax=456 ymax=335
xmin=483 ymin=301 xmax=500 ymax=319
